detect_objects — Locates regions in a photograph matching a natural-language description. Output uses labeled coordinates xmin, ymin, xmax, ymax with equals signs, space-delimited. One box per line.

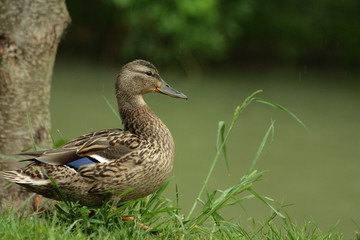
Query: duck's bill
xmin=155 ymin=81 xmax=188 ymax=99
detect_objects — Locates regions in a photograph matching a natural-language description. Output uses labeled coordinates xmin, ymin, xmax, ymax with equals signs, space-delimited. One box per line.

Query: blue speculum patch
xmin=66 ymin=157 xmax=98 ymax=169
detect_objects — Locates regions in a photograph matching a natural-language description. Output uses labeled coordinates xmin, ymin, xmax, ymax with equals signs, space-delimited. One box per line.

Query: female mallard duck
xmin=0 ymin=59 xmax=187 ymax=206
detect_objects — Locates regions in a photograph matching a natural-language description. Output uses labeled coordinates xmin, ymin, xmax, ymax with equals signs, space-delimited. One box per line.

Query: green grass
xmin=0 ymin=91 xmax=354 ymax=239
xmin=0 ymin=197 xmax=348 ymax=239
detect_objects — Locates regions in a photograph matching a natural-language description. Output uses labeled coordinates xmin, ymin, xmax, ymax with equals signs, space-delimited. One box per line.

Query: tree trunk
xmin=0 ymin=0 xmax=70 ymax=209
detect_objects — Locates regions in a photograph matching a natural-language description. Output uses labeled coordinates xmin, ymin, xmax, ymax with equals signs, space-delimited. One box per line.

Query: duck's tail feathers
xmin=0 ymin=170 xmax=50 ymax=186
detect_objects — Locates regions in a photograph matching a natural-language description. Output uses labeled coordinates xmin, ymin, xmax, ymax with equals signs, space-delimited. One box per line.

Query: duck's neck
xmin=118 ymin=94 xmax=173 ymax=142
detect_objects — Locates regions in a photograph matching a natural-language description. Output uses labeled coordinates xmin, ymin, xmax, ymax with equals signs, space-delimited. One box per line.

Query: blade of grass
xmin=48 ymin=177 xmax=70 ymax=207
xmin=247 ymin=120 xmax=275 ymax=174
xmin=175 ymin=184 xmax=180 ymax=215
xmin=15 ymin=193 xmax=37 ymax=212
xmin=248 ymin=187 xmax=285 ymax=219
xmin=216 ymin=121 xmax=229 ymax=174
xmin=188 ymin=171 xmax=263 ymax=229
xmin=0 ymin=153 xmax=20 ymax=161
xmin=255 ymin=98 xmax=307 ymax=131
xmin=187 ymin=90 xmax=263 ymax=219
xmin=26 ymin=112 xmax=41 ymax=151
xmin=103 ymin=96 xmax=121 ymax=121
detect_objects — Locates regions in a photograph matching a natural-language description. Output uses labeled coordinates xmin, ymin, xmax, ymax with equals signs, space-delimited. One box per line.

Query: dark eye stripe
xmin=130 ymin=69 xmax=160 ymax=79
xmin=136 ymin=60 xmax=157 ymax=71
xmin=131 ymin=70 xmax=153 ymax=75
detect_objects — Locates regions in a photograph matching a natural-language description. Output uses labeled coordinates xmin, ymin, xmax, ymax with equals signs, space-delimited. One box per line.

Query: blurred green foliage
xmin=59 ymin=0 xmax=360 ymax=67
xmin=112 ymin=0 xmax=253 ymax=64
xmin=241 ymin=0 xmax=360 ymax=66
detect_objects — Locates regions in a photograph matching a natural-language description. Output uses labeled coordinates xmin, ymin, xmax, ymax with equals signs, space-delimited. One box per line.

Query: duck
xmin=0 ymin=59 xmax=187 ymax=207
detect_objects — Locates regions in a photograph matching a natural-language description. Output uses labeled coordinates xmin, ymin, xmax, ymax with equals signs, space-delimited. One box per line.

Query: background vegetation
xmin=60 ymin=0 xmax=360 ymax=68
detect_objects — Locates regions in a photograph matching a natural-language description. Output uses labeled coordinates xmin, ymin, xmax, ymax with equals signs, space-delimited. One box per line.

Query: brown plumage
xmin=0 ymin=59 xmax=187 ymax=206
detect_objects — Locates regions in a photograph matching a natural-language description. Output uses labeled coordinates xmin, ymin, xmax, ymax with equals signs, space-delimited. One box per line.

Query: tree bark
xmin=0 ymin=0 xmax=70 ymax=209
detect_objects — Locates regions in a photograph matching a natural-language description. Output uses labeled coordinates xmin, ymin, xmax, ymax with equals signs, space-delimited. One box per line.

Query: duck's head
xmin=116 ymin=60 xmax=187 ymax=102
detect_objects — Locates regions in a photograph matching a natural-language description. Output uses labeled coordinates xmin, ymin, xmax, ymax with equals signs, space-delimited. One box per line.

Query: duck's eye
xmin=145 ymin=71 xmax=153 ymax=76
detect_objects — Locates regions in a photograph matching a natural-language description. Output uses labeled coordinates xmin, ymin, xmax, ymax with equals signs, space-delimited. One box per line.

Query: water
xmin=51 ymin=60 xmax=360 ymax=237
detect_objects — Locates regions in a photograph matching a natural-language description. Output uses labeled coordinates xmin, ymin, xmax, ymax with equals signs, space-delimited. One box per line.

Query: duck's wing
xmin=19 ymin=129 xmax=140 ymax=166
